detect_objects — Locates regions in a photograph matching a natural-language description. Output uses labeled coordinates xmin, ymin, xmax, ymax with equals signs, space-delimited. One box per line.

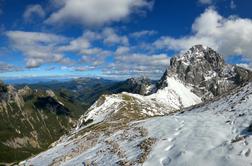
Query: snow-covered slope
xmin=76 ymin=76 xmax=201 ymax=126
xmin=21 ymin=82 xmax=252 ymax=166
xmin=19 ymin=45 xmax=252 ymax=165
xmin=144 ymin=83 xmax=252 ymax=166
xmin=149 ymin=77 xmax=201 ymax=109
xmin=77 ymin=45 xmax=250 ymax=126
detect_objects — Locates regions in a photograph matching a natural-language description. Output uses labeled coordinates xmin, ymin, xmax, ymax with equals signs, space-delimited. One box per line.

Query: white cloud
xmin=58 ymin=34 xmax=91 ymax=52
xmin=6 ymin=31 xmax=72 ymax=68
xmin=74 ymin=66 xmax=96 ymax=72
xmin=5 ymin=29 xmax=171 ymax=79
xmin=198 ymin=0 xmax=213 ymax=5
xmin=102 ymin=28 xmax=129 ymax=45
xmin=154 ymin=8 xmax=252 ymax=62
xmin=81 ymin=55 xmax=105 ymax=66
xmin=23 ymin=4 xmax=46 ymax=22
xmin=131 ymin=30 xmax=157 ymax=38
xmin=6 ymin=28 xmax=127 ymax=69
xmin=58 ymin=29 xmax=113 ymax=57
xmin=46 ymin=0 xmax=153 ymax=26
xmin=115 ymin=46 xmax=130 ymax=56
xmin=58 ymin=27 xmax=126 ymax=57
xmin=101 ymin=53 xmax=170 ymax=79
xmin=0 ymin=62 xmax=21 ymax=72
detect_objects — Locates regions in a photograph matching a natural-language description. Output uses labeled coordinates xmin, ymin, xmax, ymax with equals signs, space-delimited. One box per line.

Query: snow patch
xmin=149 ymin=77 xmax=201 ymax=109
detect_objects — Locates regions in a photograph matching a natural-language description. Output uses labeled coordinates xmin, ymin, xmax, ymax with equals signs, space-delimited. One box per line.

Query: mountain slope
xmin=21 ymin=82 xmax=252 ymax=166
xmin=0 ymin=77 xmax=158 ymax=164
xmin=22 ymin=77 xmax=156 ymax=108
xmin=78 ymin=45 xmax=251 ymax=124
xmin=0 ymin=84 xmax=85 ymax=164
xmin=20 ymin=45 xmax=252 ymax=165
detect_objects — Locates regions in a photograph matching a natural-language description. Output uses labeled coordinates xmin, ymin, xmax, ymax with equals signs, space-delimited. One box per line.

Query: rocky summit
xmin=158 ymin=45 xmax=252 ymax=100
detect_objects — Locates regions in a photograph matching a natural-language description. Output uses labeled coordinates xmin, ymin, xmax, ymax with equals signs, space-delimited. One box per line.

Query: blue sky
xmin=0 ymin=0 xmax=252 ymax=80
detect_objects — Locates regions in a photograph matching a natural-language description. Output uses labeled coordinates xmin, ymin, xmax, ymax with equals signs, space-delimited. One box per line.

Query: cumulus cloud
xmin=59 ymin=28 xmax=127 ymax=53
xmin=23 ymin=4 xmax=46 ymax=22
xmin=131 ymin=30 xmax=157 ymax=38
xmin=58 ymin=34 xmax=91 ymax=53
xmin=46 ymin=0 xmax=153 ymax=26
xmin=81 ymin=54 xmax=107 ymax=67
xmin=115 ymin=46 xmax=130 ymax=56
xmin=0 ymin=62 xmax=21 ymax=72
xmin=101 ymin=53 xmax=170 ymax=79
xmin=6 ymin=27 xmax=128 ymax=70
xmin=58 ymin=30 xmax=113 ymax=58
xmin=73 ymin=66 xmax=96 ymax=72
xmin=154 ymin=8 xmax=252 ymax=62
xmin=102 ymin=28 xmax=129 ymax=45
xmin=6 ymin=31 xmax=72 ymax=68
xmin=4 ymin=29 xmax=171 ymax=79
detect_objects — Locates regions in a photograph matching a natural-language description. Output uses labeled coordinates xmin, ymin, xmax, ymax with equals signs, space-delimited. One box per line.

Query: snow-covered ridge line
xmin=77 ymin=44 xmax=251 ymax=128
xmin=21 ymin=82 xmax=252 ymax=166
xmin=150 ymin=77 xmax=201 ymax=109
xmin=75 ymin=76 xmax=201 ymax=128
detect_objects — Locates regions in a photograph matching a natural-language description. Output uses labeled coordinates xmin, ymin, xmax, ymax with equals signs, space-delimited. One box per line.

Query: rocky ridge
xmin=158 ymin=45 xmax=252 ymax=100
xmin=0 ymin=83 xmax=82 ymax=164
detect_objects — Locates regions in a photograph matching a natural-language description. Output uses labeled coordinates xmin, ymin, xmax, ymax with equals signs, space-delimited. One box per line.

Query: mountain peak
xmin=190 ymin=44 xmax=208 ymax=51
xmin=170 ymin=45 xmax=224 ymax=70
xmin=158 ymin=45 xmax=252 ymax=100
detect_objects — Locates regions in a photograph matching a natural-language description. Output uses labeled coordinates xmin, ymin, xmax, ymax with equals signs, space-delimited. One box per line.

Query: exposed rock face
xmin=18 ymin=86 xmax=33 ymax=97
xmin=124 ymin=77 xmax=155 ymax=95
xmin=45 ymin=89 xmax=56 ymax=98
xmin=0 ymin=81 xmax=78 ymax=163
xmin=158 ymin=45 xmax=252 ymax=100
xmin=34 ymin=96 xmax=70 ymax=115
xmin=0 ymin=81 xmax=8 ymax=101
xmin=108 ymin=77 xmax=155 ymax=96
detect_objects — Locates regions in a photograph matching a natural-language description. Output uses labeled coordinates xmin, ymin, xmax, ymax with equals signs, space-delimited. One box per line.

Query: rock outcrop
xmin=158 ymin=45 xmax=252 ymax=100
xmin=108 ymin=77 xmax=156 ymax=96
xmin=0 ymin=82 xmax=78 ymax=164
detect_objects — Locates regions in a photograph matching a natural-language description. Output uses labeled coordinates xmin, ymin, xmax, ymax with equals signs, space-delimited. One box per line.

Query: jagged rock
xmin=124 ymin=77 xmax=155 ymax=95
xmin=34 ymin=96 xmax=70 ymax=115
xmin=0 ymin=81 xmax=8 ymax=93
xmin=157 ymin=45 xmax=252 ymax=100
xmin=46 ymin=89 xmax=56 ymax=98
xmin=109 ymin=77 xmax=156 ymax=96
xmin=18 ymin=86 xmax=33 ymax=97
xmin=234 ymin=66 xmax=252 ymax=84
xmin=0 ymin=82 xmax=8 ymax=101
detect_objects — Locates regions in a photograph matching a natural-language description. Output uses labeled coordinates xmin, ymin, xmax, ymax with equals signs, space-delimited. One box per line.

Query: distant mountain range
xmin=0 ymin=75 xmax=156 ymax=164
xmin=2 ymin=77 xmax=74 ymax=85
